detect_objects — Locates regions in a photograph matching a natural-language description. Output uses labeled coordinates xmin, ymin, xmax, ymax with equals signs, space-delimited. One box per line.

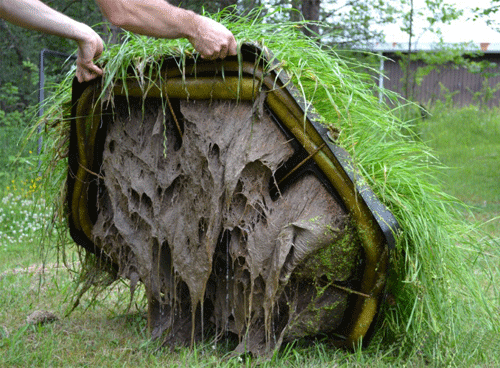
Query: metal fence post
xmin=38 ymin=49 xmax=77 ymax=160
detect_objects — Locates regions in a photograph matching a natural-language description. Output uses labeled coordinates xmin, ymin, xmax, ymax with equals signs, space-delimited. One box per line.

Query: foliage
xmin=311 ymin=0 xmax=400 ymax=46
xmin=472 ymin=0 xmax=500 ymax=30
xmin=395 ymin=0 xmax=471 ymax=102
xmin=0 ymin=81 xmax=37 ymax=185
xmin=398 ymin=0 xmax=464 ymax=40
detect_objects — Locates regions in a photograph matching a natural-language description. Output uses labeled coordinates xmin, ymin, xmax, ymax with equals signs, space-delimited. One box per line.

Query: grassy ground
xmin=1 ymin=105 xmax=499 ymax=367
xmin=418 ymin=105 xmax=500 ymax=234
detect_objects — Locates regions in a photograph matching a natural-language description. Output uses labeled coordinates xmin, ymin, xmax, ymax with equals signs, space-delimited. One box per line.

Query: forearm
xmin=1 ymin=0 xmax=104 ymax=82
xmin=95 ymin=0 xmax=237 ymax=59
xmin=0 ymin=0 xmax=97 ymax=43
xmin=95 ymin=0 xmax=197 ymax=40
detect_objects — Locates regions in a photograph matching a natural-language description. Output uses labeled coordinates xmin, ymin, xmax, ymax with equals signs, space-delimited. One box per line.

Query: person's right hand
xmin=75 ymin=30 xmax=104 ymax=82
xmin=188 ymin=15 xmax=237 ymax=60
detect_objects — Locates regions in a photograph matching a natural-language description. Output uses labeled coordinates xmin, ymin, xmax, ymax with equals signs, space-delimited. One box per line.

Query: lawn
xmin=1 ymin=105 xmax=499 ymax=367
xmin=419 ymin=105 xmax=500 ymax=233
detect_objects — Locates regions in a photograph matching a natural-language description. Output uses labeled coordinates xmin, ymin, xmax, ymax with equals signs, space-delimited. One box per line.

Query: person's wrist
xmin=73 ymin=23 xmax=91 ymax=43
xmin=76 ymin=25 xmax=101 ymax=49
xmin=183 ymin=10 xmax=200 ymax=42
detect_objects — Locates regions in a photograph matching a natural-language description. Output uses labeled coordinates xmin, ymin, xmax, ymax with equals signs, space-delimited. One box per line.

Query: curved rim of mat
xmin=67 ymin=43 xmax=400 ymax=348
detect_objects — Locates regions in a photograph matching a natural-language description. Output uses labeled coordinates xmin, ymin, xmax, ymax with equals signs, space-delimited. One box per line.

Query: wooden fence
xmin=377 ymin=48 xmax=500 ymax=109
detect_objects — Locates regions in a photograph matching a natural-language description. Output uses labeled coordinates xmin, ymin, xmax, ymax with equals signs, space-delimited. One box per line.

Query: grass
xmin=0 ymin=255 xmax=417 ymax=367
xmin=419 ymin=105 xmax=500 ymax=234
xmin=1 ymin=104 xmax=499 ymax=366
xmin=420 ymin=105 xmax=500 ymax=203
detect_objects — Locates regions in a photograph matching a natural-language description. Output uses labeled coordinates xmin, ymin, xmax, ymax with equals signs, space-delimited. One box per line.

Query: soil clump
xmin=92 ymin=95 xmax=361 ymax=355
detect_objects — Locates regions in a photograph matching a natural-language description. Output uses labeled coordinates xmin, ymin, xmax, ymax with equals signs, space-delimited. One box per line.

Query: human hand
xmin=188 ymin=15 xmax=237 ymax=60
xmin=75 ymin=31 xmax=104 ymax=82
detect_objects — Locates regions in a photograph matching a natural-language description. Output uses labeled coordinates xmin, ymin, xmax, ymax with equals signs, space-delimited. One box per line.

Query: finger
xmin=89 ymin=64 xmax=103 ymax=76
xmin=94 ymin=43 xmax=104 ymax=60
xmin=205 ymin=51 xmax=219 ymax=60
xmin=94 ymin=48 xmax=103 ymax=60
xmin=228 ymin=38 xmax=238 ymax=56
xmin=219 ymin=44 xmax=228 ymax=59
xmin=76 ymin=64 xmax=103 ymax=82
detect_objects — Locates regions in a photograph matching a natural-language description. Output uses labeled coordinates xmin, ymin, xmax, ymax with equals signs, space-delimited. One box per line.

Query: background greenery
xmin=1 ymin=0 xmax=496 ymax=180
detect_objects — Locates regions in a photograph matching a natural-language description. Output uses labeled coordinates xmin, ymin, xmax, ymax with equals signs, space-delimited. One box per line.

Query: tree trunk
xmin=102 ymin=19 xmax=124 ymax=45
xmin=219 ymin=0 xmax=238 ymax=9
xmin=290 ymin=0 xmax=302 ymax=22
xmin=301 ymin=0 xmax=321 ymax=38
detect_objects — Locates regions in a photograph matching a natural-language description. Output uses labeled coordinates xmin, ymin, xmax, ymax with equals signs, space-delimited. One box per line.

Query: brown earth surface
xmin=91 ymin=95 xmax=361 ymax=355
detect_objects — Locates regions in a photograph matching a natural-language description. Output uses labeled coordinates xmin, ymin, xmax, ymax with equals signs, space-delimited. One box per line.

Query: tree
xmin=397 ymin=0 xmax=464 ymax=100
xmin=321 ymin=1 xmax=399 ymax=46
xmin=257 ymin=0 xmax=401 ymax=46
xmin=472 ymin=0 xmax=500 ymax=30
xmin=301 ymin=0 xmax=321 ymax=37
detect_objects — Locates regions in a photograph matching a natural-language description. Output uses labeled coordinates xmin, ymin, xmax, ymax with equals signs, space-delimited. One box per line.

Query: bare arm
xmin=0 ymin=0 xmax=104 ymax=82
xmin=0 ymin=0 xmax=236 ymax=82
xmin=95 ymin=0 xmax=237 ymax=59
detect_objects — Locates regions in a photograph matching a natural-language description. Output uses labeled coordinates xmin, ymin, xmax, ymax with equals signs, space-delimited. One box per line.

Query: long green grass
xmin=2 ymin=8 xmax=500 ymax=366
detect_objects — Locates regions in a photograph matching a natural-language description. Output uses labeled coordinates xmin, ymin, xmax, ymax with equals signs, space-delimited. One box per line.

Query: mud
xmin=92 ymin=94 xmax=361 ymax=355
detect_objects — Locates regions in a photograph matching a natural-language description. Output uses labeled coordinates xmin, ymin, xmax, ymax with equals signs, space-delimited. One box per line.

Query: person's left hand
xmin=75 ymin=30 xmax=104 ymax=82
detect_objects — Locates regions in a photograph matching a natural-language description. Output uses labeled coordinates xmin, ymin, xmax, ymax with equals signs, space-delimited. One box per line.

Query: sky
xmin=382 ymin=0 xmax=500 ymax=44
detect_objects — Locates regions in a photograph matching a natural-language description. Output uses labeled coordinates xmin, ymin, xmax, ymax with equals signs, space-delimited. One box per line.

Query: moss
xmin=295 ymin=220 xmax=361 ymax=282
xmin=284 ymin=282 xmax=346 ymax=340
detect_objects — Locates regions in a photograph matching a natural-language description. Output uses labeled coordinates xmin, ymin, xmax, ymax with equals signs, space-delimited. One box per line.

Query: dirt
xmin=26 ymin=310 xmax=59 ymax=325
xmin=91 ymin=94 xmax=361 ymax=355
